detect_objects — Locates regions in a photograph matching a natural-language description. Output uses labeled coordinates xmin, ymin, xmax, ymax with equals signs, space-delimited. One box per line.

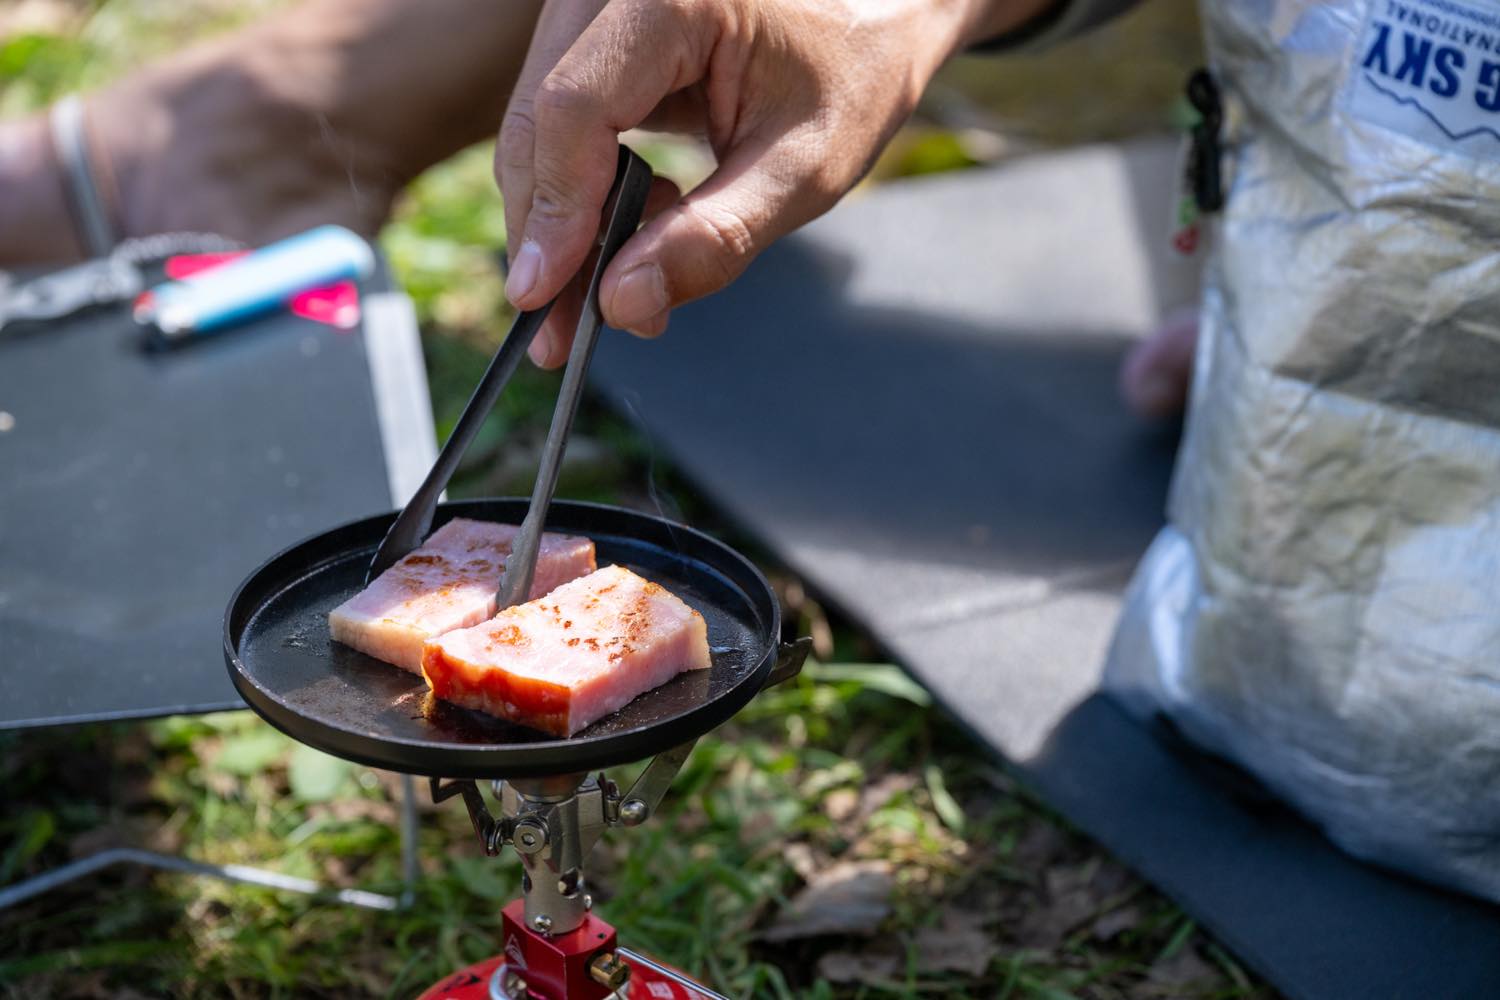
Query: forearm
xmin=94 ymin=0 xmax=546 ymax=236
xmin=242 ymin=0 xmax=545 ymax=181
xmin=0 ymin=116 xmax=83 ymax=267
xmin=0 ymin=0 xmax=544 ymax=267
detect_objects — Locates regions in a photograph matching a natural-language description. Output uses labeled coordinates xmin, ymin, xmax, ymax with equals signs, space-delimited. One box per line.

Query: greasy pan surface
xmin=225 ymin=500 xmax=779 ymax=778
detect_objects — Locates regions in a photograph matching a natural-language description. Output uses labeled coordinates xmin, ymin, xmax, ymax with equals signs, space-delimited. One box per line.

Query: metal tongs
xmin=367 ymin=146 xmax=653 ymax=607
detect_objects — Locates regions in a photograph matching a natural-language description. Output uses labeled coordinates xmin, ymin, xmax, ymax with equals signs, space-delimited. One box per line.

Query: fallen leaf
xmin=673 ymin=808 xmax=709 ymax=836
xmin=762 ymin=860 xmax=894 ymax=941
xmin=1137 ymin=946 xmax=1223 ymax=997
xmin=318 ymin=796 xmax=399 ymax=825
xmin=186 ymin=895 xmax=233 ymax=924
xmin=374 ymin=770 xmax=443 ymax=813
xmin=1014 ymin=856 xmax=1146 ymax=951
xmin=782 ymin=841 xmax=822 ymax=881
xmin=948 ymin=877 xmax=1009 ymax=917
xmin=913 ymin=910 xmax=998 ymax=976
xmin=1010 ymin=819 xmax=1069 ymax=872
xmin=63 ymin=970 xmax=149 ymax=1000
xmin=1091 ymin=904 xmax=1144 ymax=942
xmin=823 ymin=787 xmax=859 ymax=824
xmin=202 ymin=768 xmax=239 ymax=798
xmin=1015 ymin=864 xmax=1102 ymax=949
xmin=324 ymin=853 xmax=370 ymax=888
xmin=68 ymin=823 xmax=129 ymax=860
xmin=817 ymin=946 xmax=902 ymax=985
xmin=738 ymin=807 xmax=782 ymax=846
xmin=1090 ymin=859 xmax=1138 ymax=901
xmin=118 ymin=772 xmax=158 ymax=808
xmin=145 ymin=819 xmax=186 ymax=855
xmin=854 ymin=774 xmax=917 ymax=827
xmin=1044 ymin=859 xmax=1098 ymax=898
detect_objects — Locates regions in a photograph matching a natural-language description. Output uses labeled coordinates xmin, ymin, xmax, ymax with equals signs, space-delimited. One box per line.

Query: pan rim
xmin=223 ymin=498 xmax=779 ymax=778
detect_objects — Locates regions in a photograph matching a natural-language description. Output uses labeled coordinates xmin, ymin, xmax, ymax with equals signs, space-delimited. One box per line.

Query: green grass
xmin=0 ymin=3 xmax=1279 ymax=998
xmin=0 ymin=658 xmax=1270 ymax=999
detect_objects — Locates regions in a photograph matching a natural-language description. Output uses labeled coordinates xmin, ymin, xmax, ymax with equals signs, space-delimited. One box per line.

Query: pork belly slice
xmin=328 ymin=518 xmax=596 ymax=673
xmin=420 ymin=564 xmax=711 ymax=737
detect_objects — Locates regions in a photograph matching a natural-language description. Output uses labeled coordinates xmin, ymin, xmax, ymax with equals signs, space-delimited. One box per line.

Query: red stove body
xmin=416 ymin=903 xmax=720 ymax=1000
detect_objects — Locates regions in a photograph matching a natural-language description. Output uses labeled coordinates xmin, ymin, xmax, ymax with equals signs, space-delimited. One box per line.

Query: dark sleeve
xmin=972 ymin=0 xmax=1148 ymax=53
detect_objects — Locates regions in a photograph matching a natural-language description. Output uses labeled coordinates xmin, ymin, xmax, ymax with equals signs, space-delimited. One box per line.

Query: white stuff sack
xmin=1106 ymin=0 xmax=1500 ymax=901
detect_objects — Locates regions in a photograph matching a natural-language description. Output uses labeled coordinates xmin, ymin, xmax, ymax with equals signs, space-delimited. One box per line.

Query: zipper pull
xmin=1170 ymin=68 xmax=1226 ymax=258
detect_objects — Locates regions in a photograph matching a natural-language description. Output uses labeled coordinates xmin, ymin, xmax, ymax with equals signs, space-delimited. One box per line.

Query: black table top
xmin=0 ymin=270 xmax=434 ymax=729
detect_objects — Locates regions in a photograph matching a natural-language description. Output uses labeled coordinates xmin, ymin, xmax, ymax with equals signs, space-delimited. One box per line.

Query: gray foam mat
xmin=590 ymin=140 xmax=1500 ymax=998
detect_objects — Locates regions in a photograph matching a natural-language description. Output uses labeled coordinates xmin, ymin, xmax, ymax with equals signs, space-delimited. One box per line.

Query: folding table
xmin=0 ymin=259 xmax=436 ymax=910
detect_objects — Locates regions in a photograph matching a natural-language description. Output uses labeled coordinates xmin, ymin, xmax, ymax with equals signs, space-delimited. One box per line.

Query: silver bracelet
xmin=49 ymin=94 xmax=118 ymax=257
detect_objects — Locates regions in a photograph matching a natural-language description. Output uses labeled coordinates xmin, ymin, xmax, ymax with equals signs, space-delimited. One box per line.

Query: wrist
xmin=897 ymin=0 xmax=1060 ymax=92
xmin=864 ymin=0 xmax=1009 ymax=108
xmin=951 ymin=0 xmax=1067 ymax=51
xmin=0 ymin=115 xmax=85 ymax=266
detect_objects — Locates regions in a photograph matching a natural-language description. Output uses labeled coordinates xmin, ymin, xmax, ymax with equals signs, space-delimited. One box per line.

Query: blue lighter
xmin=134 ymin=224 xmax=375 ymax=340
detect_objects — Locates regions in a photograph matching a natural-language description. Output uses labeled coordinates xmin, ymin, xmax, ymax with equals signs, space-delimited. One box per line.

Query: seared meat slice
xmin=329 ymin=518 xmax=595 ymax=673
xmin=420 ymin=564 xmax=710 ymax=736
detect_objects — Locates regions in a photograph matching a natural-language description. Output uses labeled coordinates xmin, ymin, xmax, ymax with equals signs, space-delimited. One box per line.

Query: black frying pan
xmin=224 ymin=499 xmax=782 ymax=778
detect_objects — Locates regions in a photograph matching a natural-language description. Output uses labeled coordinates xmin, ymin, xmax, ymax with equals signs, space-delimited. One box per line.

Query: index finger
xmin=496 ymin=0 xmax=604 ymax=275
xmin=504 ymin=0 xmax=711 ymax=312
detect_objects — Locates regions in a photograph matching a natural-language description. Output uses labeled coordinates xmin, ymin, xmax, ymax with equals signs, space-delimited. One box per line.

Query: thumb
xmin=501 ymin=86 xmax=618 ymax=313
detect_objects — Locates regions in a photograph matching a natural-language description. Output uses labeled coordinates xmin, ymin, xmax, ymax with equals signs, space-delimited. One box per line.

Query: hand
xmin=498 ymin=0 xmax=1054 ymax=367
xmin=1119 ymin=306 xmax=1199 ymax=419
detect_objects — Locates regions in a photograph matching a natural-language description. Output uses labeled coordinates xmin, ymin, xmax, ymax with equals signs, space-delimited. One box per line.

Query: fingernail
xmin=528 ymin=328 xmax=552 ymax=367
xmin=506 ymin=239 xmax=542 ymax=305
xmin=629 ymin=309 xmax=670 ymax=339
xmin=608 ymin=263 xmax=667 ymax=330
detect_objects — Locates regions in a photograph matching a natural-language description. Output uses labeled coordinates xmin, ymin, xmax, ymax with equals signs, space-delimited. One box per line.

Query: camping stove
xmin=222 ymin=148 xmax=806 ymax=998
xmin=416 ymin=743 xmax=730 ymax=1000
xmin=225 ymin=499 xmax=809 ymax=1000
